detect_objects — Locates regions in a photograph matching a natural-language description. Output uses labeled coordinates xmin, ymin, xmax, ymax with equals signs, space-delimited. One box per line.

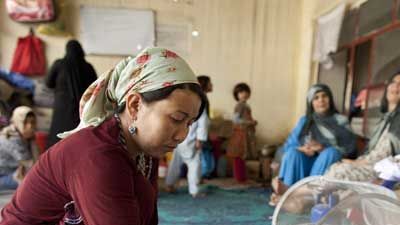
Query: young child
xmin=232 ymin=83 xmax=257 ymax=158
xmin=227 ymin=83 xmax=257 ymax=182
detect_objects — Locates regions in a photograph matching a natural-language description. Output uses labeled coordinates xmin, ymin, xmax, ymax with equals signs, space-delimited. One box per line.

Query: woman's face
xmin=133 ymin=89 xmax=202 ymax=158
xmin=386 ymin=81 xmax=400 ymax=105
xmin=312 ymin=91 xmax=330 ymax=115
xmin=21 ymin=115 xmax=36 ymax=140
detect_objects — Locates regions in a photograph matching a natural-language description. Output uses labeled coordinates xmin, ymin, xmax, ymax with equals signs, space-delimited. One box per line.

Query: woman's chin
xmin=147 ymin=147 xmax=173 ymax=158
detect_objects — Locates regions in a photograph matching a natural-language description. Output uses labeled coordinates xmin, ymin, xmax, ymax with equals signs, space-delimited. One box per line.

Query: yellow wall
xmin=0 ymin=0 xmax=366 ymax=146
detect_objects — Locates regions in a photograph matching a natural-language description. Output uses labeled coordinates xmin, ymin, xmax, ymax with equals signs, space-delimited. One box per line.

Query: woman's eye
xmin=171 ymin=116 xmax=184 ymax=123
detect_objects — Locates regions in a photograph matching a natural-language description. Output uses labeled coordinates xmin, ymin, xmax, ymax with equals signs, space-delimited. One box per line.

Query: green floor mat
xmin=158 ymin=185 xmax=274 ymax=225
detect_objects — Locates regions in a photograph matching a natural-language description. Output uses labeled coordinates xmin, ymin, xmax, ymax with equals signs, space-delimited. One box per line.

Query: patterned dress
xmin=229 ymin=102 xmax=257 ymax=159
xmin=0 ymin=134 xmax=32 ymax=175
xmin=325 ymin=127 xmax=392 ymax=182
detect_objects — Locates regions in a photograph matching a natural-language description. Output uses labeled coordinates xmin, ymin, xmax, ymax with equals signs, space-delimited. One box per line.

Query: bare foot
xmin=268 ymin=193 xmax=281 ymax=206
xmin=272 ymin=177 xmax=288 ymax=195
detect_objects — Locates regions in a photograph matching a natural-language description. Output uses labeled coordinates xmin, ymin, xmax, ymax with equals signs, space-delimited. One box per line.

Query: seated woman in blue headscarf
xmin=272 ymin=84 xmax=356 ymax=197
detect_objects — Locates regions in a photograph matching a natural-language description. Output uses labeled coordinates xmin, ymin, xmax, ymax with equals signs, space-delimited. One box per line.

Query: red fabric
xmin=10 ymin=34 xmax=46 ymax=76
xmin=210 ymin=137 xmax=223 ymax=160
xmin=34 ymin=131 xmax=48 ymax=154
xmin=233 ymin=157 xmax=247 ymax=182
xmin=226 ymin=125 xmax=247 ymax=158
xmin=1 ymin=117 xmax=159 ymax=225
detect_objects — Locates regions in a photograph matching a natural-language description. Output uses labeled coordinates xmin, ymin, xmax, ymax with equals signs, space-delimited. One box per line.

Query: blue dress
xmin=278 ymin=116 xmax=347 ymax=186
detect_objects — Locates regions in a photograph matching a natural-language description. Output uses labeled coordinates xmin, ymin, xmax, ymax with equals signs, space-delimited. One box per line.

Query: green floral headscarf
xmin=58 ymin=47 xmax=199 ymax=138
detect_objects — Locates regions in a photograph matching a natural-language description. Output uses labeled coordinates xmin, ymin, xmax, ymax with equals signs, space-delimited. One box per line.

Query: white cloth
xmin=176 ymin=109 xmax=209 ymax=159
xmin=374 ymin=155 xmax=400 ymax=181
xmin=313 ymin=3 xmax=346 ymax=69
xmin=165 ymin=150 xmax=201 ymax=195
xmin=165 ymin=109 xmax=209 ymax=195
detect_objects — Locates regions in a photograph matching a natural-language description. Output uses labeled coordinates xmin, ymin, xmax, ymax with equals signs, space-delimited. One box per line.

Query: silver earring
xmin=128 ymin=124 xmax=137 ymax=135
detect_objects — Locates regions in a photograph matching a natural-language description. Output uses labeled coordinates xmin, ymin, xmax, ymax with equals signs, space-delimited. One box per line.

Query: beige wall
xmin=293 ymin=0 xmax=367 ymax=121
xmin=1 ymin=0 xmax=364 ymax=146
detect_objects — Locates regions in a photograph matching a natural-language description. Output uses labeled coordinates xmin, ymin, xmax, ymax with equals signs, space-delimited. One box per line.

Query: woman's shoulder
xmin=48 ymin=118 xmax=121 ymax=157
xmin=47 ymin=123 xmax=131 ymax=172
xmin=52 ymin=59 xmax=65 ymax=67
xmin=65 ymin=118 xmax=119 ymax=147
xmin=297 ymin=115 xmax=307 ymax=123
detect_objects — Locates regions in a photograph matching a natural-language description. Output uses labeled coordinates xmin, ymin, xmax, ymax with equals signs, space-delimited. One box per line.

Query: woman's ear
xmin=125 ymin=92 xmax=142 ymax=120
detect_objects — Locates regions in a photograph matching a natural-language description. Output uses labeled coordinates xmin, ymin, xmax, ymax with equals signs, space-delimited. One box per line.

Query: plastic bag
xmin=10 ymin=33 xmax=46 ymax=76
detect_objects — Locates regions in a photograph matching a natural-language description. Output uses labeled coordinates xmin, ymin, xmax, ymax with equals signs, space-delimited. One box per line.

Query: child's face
xmin=238 ymin=91 xmax=250 ymax=102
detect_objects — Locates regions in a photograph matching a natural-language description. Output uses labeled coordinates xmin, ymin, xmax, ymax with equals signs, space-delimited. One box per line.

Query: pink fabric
xmin=355 ymin=89 xmax=367 ymax=108
xmin=6 ymin=0 xmax=55 ymax=22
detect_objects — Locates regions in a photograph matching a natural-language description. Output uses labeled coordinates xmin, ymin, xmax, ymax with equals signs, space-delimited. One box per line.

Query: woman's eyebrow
xmin=176 ymin=111 xmax=189 ymax=116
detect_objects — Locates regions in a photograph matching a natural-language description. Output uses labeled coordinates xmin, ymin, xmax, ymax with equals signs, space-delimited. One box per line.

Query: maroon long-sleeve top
xmin=0 ymin=117 xmax=158 ymax=225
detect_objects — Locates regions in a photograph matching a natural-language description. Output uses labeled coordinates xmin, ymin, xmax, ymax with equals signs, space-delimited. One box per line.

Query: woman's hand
xmin=308 ymin=140 xmax=324 ymax=152
xmin=341 ymin=159 xmax=354 ymax=164
xmin=298 ymin=145 xmax=315 ymax=157
xmin=195 ymin=140 xmax=202 ymax=150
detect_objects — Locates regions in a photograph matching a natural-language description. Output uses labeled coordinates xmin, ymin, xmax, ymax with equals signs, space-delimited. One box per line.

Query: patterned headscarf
xmin=0 ymin=106 xmax=34 ymax=138
xmin=58 ymin=47 xmax=199 ymax=138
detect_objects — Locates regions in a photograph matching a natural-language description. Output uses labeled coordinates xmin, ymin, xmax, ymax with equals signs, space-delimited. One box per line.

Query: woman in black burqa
xmin=46 ymin=40 xmax=97 ymax=148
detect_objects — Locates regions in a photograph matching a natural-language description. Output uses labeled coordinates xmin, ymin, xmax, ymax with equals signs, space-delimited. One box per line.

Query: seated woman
xmin=272 ymin=84 xmax=356 ymax=201
xmin=0 ymin=106 xmax=37 ymax=190
xmin=325 ymin=73 xmax=400 ymax=182
xmin=0 ymin=47 xmax=205 ymax=225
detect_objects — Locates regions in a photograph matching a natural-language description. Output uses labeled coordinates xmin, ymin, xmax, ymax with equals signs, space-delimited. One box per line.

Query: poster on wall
xmin=80 ymin=6 xmax=155 ymax=56
xmin=5 ymin=0 xmax=55 ymax=22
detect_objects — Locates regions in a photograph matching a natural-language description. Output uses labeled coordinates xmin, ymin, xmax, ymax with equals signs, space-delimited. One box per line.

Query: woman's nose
xmin=174 ymin=126 xmax=189 ymax=143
